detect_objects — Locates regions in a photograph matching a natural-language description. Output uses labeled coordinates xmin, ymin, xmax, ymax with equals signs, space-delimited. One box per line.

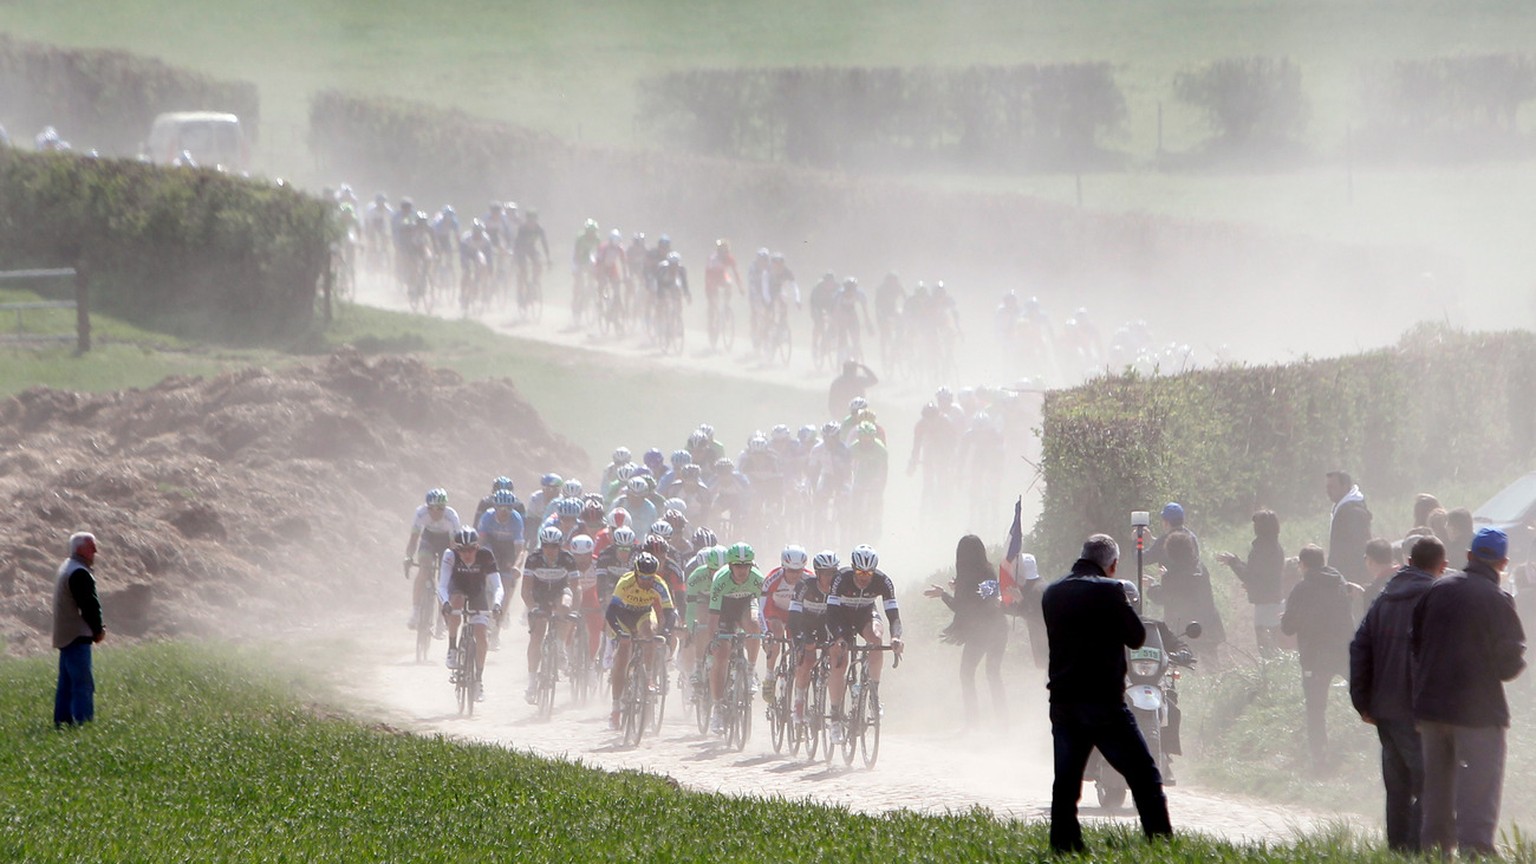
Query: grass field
xmin=0 ymin=641 xmax=1452 ymax=862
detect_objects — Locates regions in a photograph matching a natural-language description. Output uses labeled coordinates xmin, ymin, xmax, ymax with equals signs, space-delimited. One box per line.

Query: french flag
xmin=999 ymin=495 xmax=1023 ymax=598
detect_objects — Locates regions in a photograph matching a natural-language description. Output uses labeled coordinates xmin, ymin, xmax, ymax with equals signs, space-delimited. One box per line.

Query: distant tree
xmin=1175 ymin=57 xmax=1308 ymax=150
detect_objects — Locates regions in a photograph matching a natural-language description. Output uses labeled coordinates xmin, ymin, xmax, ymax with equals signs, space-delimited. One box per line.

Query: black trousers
xmin=1050 ymin=701 xmax=1172 ymax=852
xmin=1301 ymin=667 xmax=1336 ymax=767
xmin=1376 ymin=719 xmax=1423 ymax=854
xmin=959 ymin=628 xmax=1006 ymax=725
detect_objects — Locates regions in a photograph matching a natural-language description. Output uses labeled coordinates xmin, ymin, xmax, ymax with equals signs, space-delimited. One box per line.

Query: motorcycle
xmin=1088 ymin=617 xmax=1200 ymax=810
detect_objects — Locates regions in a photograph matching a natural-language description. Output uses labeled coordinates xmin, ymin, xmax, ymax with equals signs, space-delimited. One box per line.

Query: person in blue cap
xmin=1144 ymin=502 xmax=1195 ymax=569
xmin=1411 ymin=527 xmax=1527 ymax=858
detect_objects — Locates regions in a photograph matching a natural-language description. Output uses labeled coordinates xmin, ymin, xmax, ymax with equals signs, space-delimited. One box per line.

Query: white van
xmin=145 ymin=112 xmax=249 ymax=170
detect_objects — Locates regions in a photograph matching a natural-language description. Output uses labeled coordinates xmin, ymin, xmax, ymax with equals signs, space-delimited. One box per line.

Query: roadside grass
xmin=0 ymin=641 xmax=1452 ymax=862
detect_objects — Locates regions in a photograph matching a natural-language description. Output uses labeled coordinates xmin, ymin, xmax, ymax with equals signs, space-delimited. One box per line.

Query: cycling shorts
xmin=608 ymin=605 xmax=656 ymax=636
xmin=714 ymin=596 xmax=761 ymax=634
xmin=528 ymin=580 xmax=573 ymax=609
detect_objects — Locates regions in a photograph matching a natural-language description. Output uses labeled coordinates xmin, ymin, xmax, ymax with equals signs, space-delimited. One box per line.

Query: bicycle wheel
xmin=463 ymin=632 xmax=479 ymax=718
xmin=621 ymin=651 xmax=646 ymax=747
xmin=771 ymin=666 xmax=792 ymax=754
xmin=722 ymin=305 xmax=736 ymax=351
xmin=842 ymin=681 xmax=863 ymax=765
xmin=414 ymin=582 xmax=434 ymax=663
xmin=733 ymin=660 xmax=752 ymax=751
xmin=569 ymin=629 xmax=591 ymax=705
xmin=537 ymin=632 xmax=557 ymax=721
xmin=653 ymin=657 xmax=669 ymax=732
xmin=860 ymin=683 xmax=881 ymax=767
xmin=774 ymin=321 xmax=793 ymax=366
xmin=693 ymin=663 xmax=710 ymax=734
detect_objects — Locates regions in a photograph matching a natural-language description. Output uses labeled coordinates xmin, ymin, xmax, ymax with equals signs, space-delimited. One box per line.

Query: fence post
xmin=74 ymin=264 xmax=91 ymax=354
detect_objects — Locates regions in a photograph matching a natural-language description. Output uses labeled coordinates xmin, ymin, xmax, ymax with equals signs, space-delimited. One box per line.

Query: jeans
xmin=1376 ymin=720 xmax=1423 ymax=853
xmin=1419 ymin=721 xmax=1506 ymax=858
xmin=54 ymin=640 xmax=95 ymax=727
xmin=1050 ymin=701 xmax=1171 ymax=852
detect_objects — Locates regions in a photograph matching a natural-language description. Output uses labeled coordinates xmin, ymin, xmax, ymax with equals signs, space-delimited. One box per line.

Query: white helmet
xmin=781 ymin=545 xmax=809 ymax=570
xmin=569 ymin=534 xmax=595 ymax=556
xmin=850 ymin=544 xmax=878 ymax=571
xmin=538 ymin=525 xmax=564 ymax=546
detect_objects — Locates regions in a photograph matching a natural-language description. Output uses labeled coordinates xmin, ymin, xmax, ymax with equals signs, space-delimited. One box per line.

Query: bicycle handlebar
xmin=847 ymin=642 xmax=902 ymax=669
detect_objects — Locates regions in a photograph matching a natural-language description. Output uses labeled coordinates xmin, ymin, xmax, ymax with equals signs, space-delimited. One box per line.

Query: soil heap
xmin=0 ymin=348 xmax=586 ymax=655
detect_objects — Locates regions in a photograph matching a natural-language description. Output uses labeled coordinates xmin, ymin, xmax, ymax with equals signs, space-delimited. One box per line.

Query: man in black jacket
xmin=1042 ymin=534 xmax=1171 ymax=853
xmin=1326 ymin=470 xmax=1373 ymax=587
xmin=1412 ymin=528 xmax=1526 ymax=858
xmin=1281 ymin=544 xmax=1354 ymax=772
xmin=1350 ymin=535 xmax=1444 ymax=853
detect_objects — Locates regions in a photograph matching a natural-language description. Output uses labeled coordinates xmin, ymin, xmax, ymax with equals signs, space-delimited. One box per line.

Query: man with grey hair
xmin=1412 ymin=527 xmax=1526 ymax=858
xmin=1042 ymin=533 xmax=1171 ymax=853
xmin=53 ymin=531 xmax=105 ymax=727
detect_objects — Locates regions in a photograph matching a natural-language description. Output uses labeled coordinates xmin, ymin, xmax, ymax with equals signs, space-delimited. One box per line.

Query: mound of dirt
xmin=0 ymin=348 xmax=586 ymax=655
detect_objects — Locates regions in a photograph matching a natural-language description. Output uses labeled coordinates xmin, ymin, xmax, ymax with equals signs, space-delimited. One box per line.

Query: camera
xmin=1131 ymin=510 xmax=1150 ymax=528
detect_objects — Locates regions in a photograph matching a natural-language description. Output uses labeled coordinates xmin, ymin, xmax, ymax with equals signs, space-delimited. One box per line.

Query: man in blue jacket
xmin=1350 ymin=534 xmax=1444 ymax=853
xmin=1042 ymin=533 xmax=1171 ymax=853
xmin=1412 ymin=528 xmax=1526 ymax=858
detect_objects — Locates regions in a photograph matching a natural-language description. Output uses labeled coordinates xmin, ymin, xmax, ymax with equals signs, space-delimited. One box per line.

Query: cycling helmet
xmin=609 ymin=229 xmax=623 ymax=242
xmin=400 ymin=197 xmax=414 ymax=211
xmin=540 ymin=473 xmax=563 ymax=489
xmin=612 ymin=526 xmax=638 ymax=548
xmin=821 ymin=421 xmax=841 ymax=439
xmin=556 ymin=498 xmax=583 ymax=518
xmin=713 ymin=457 xmax=735 ymax=472
xmin=632 ymin=231 xmax=646 ymax=242
xmin=640 ymin=476 xmax=658 ymax=494
xmin=569 ymin=534 xmax=595 ymax=556
xmin=698 ymin=423 xmax=715 ymax=439
xmin=670 ymin=449 xmax=692 ymax=468
xmin=936 ymin=386 xmax=953 ymax=404
xmin=823 ymin=270 xmax=836 ymax=281
xmin=491 ymin=489 xmax=517 ymax=508
xmin=581 ymin=501 xmax=605 ymax=523
xmin=584 ymin=218 xmax=599 ymax=232
xmin=441 ymin=204 xmax=455 ymax=217
xmin=492 ymin=475 xmax=514 ymax=492
xmin=643 ymin=535 xmax=670 ymax=559
xmin=612 ymin=446 xmax=632 ymax=464
xmin=657 ymin=234 xmax=671 ymax=247
xmin=850 ymin=544 xmax=879 ymax=571
xmin=634 ymin=552 xmax=660 ymax=576
xmin=813 ymin=550 xmax=840 ymax=571
xmin=489 ymin=200 xmax=503 ymax=211
xmin=626 ymin=477 xmax=648 ymax=494
xmin=663 ymin=509 xmax=687 ymax=529
xmin=649 ymin=519 xmax=674 ymax=538
xmin=848 ymin=396 xmax=869 ymax=413
xmin=664 ymin=497 xmax=688 ymax=512
xmin=538 ymin=525 xmax=564 ymax=546
xmin=561 ymin=479 xmax=583 ymax=499
xmin=644 ymin=447 xmax=665 ymax=467
xmin=781 ymin=545 xmax=809 ymax=570
xmin=770 ymin=424 xmax=791 ymax=443
xmin=608 ymin=507 xmax=631 ymax=528
xmin=425 ymin=488 xmax=448 ymax=506
xmin=453 ymin=527 xmax=479 ymax=548
xmin=666 ymin=251 xmax=681 ymax=264
xmin=921 ymin=402 xmax=939 ymax=419
xmin=703 ymin=545 xmax=729 ymax=570
xmin=692 ymin=527 xmax=718 ymax=548
xmin=583 ymin=492 xmax=606 ymax=508
xmin=726 ymin=542 xmax=755 ymax=565
xmin=756 ymin=247 xmax=770 ymax=258
xmin=680 ymin=464 xmax=702 ymax=480
xmin=798 ymin=424 xmax=817 ymax=442
xmin=747 ymin=435 xmax=768 ymax=452
xmin=856 ymin=421 xmax=877 ymax=438
xmin=687 ymin=430 xmax=708 ymax=450
xmin=771 ymin=251 xmax=785 ymax=263
xmin=616 ymin=464 xmax=636 ymax=482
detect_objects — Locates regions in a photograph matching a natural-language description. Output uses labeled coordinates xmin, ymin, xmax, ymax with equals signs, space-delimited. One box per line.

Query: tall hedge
xmin=1035 ymin=327 xmax=1536 ymax=571
xmin=0 ymin=33 xmax=260 ymax=156
xmin=1355 ymin=54 xmax=1536 ymax=162
xmin=0 ymin=149 xmax=330 ymax=340
xmin=636 ymin=64 xmax=1126 ymax=171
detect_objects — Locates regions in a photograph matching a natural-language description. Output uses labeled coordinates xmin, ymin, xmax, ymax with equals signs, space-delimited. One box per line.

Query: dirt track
xmin=337 ymin=623 xmax=1344 ymax=845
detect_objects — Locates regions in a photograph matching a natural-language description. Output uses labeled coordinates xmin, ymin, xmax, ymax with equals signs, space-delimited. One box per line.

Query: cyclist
xmin=830 ymin=277 xmax=873 ymax=361
xmin=659 ymin=449 xmax=692 ymax=490
xmin=525 ymin=473 xmax=563 ymax=543
xmin=514 ymin=209 xmax=552 ymax=309
xmin=874 ymin=271 xmax=905 ymax=365
xmin=655 ymin=251 xmax=691 ymax=339
xmin=617 ymin=477 xmax=659 ymax=529
xmin=522 ymin=525 xmax=579 ymax=704
xmin=364 ymin=193 xmax=393 ymax=271
xmin=908 ymin=402 xmax=959 ymax=505
xmin=788 ymin=550 xmax=841 ymax=726
xmin=705 ymin=239 xmax=742 ymax=340
xmin=707 ymin=542 xmax=767 ymax=735
xmin=404 ymin=488 xmax=461 ymax=634
xmin=578 ymin=500 xmax=608 ymax=545
xmin=808 ymin=421 xmax=852 ymax=499
xmin=458 ymin=220 xmax=495 ymax=297
xmin=438 ymin=527 xmax=504 ymax=700
xmin=681 ymin=543 xmax=726 ymax=701
xmin=605 ymin=551 xmax=678 ymax=730
xmin=667 ymin=464 xmax=712 ymax=523
xmin=808 ymin=272 xmax=839 ymax=361
xmin=476 ymin=488 xmax=526 ymax=644
xmin=827 ymin=545 xmax=903 ymax=743
xmin=849 ymin=421 xmax=890 ymax=538
xmin=572 ymin=218 xmax=602 ymax=319
xmin=711 ymin=457 xmax=753 ymax=530
xmin=762 ymin=545 xmax=810 ymax=682
xmin=568 ymin=533 xmax=603 ymax=672
xmin=625 ymin=232 xmax=649 ymax=314
xmin=594 ymin=229 xmax=630 ymax=323
xmin=431 ymin=205 xmax=459 ymax=259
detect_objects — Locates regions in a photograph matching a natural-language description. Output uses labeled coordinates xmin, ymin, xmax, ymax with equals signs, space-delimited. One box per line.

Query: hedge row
xmin=308 ymin=90 xmax=1429 ymax=316
xmin=1034 ymin=326 xmax=1536 ymax=571
xmin=0 ymin=149 xmax=330 ymax=340
xmin=638 ymin=64 xmax=1125 ymax=171
xmin=0 ymin=33 xmax=259 ymax=156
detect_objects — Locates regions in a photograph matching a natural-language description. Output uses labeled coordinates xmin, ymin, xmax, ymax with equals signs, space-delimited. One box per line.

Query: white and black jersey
xmin=827 ymin=567 xmax=902 ymax=640
xmin=437 ymin=547 xmax=504 ymax=612
xmin=524 ymin=549 xmax=579 ymax=607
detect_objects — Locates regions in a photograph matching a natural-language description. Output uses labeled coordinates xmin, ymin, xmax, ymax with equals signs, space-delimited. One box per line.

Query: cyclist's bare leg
xmin=447 ymin=593 xmax=466 ymax=652
xmin=863 ymin=618 xmax=886 ymax=682
xmin=611 ymin=633 xmax=632 ymax=704
xmin=528 ymin=612 xmax=548 ymax=679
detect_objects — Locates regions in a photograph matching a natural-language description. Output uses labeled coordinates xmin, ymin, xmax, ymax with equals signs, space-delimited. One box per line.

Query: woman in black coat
xmin=925 ymin=534 xmax=1008 ymax=726
xmin=1217 ymin=509 xmax=1285 ymax=655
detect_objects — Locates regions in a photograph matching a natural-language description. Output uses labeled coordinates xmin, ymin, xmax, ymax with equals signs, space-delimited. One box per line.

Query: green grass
xmin=0 ymin=641 xmax=1465 ymax=862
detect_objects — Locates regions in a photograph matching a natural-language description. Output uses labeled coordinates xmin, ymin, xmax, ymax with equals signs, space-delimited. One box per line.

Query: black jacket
xmin=1411 ymin=560 xmax=1526 ymax=727
xmin=1349 ymin=566 xmax=1435 ymax=723
xmin=940 ymin=562 xmax=1005 ymax=646
xmin=1328 ymin=498 xmax=1373 ymax=585
xmin=1281 ymin=565 xmax=1353 ymax=673
xmin=1042 ymin=559 xmax=1145 ymax=705
xmin=1226 ymin=536 xmax=1284 ymax=605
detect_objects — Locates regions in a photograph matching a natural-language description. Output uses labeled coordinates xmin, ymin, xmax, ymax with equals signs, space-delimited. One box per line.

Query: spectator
xmin=53 ymin=531 xmax=106 ymax=728
xmin=1326 ymin=471 xmax=1373 ymax=586
xmin=1144 ymin=502 xmax=1198 ymax=568
xmin=924 ymin=535 xmax=1007 ymax=727
xmin=1428 ymin=508 xmax=1449 ymax=545
xmin=1349 ymin=535 xmax=1446 ymax=854
xmin=1445 ymin=508 xmax=1474 ymax=564
xmin=1412 ymin=493 xmax=1442 ymax=530
xmin=1412 ymin=528 xmax=1527 ymax=858
xmin=1361 ymin=538 xmax=1397 ymax=610
xmin=827 ymin=360 xmax=878 ymax=417
xmin=1281 ymin=544 xmax=1354 ymax=772
xmin=1007 ymin=553 xmax=1049 ymax=669
xmin=1216 ymin=509 xmax=1285 ymax=654
xmin=1156 ymin=531 xmax=1225 ymax=659
xmin=1042 ymin=534 xmax=1172 ymax=853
